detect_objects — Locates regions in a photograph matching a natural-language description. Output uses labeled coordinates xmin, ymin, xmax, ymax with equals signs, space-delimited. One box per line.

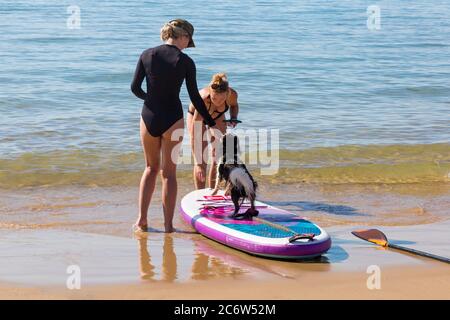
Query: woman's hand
xmin=194 ymin=164 xmax=205 ymax=183
xmin=226 ymin=118 xmax=241 ymax=128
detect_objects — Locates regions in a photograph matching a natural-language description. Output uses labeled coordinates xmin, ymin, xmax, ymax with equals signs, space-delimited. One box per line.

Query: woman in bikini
xmin=186 ymin=73 xmax=239 ymax=189
xmin=131 ymin=19 xmax=216 ymax=233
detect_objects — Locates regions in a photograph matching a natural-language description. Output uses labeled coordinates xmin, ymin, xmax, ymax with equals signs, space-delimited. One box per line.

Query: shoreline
xmin=2 ymin=0 xmax=450 ymax=302
xmin=0 ymin=181 xmax=448 ymax=299
xmin=1 ymin=181 xmax=449 ymax=232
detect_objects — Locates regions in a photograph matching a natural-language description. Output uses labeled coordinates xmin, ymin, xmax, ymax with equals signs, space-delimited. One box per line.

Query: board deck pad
xmin=181 ymin=189 xmax=331 ymax=259
xmin=200 ymin=206 xmax=322 ymax=238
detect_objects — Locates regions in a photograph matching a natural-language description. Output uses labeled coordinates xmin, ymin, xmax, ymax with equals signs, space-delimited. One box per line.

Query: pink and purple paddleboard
xmin=181 ymin=189 xmax=331 ymax=260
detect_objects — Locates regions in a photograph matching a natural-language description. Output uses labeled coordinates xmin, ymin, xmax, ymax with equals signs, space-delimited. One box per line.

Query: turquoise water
xmin=0 ymin=1 xmax=449 ymax=185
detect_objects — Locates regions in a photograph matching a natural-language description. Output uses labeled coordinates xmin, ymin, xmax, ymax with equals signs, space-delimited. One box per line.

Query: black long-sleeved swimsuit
xmin=131 ymin=44 xmax=216 ymax=137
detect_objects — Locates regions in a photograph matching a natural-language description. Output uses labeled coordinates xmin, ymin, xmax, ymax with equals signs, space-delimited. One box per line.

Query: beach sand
xmin=1 ymin=264 xmax=449 ymax=300
xmin=0 ymin=181 xmax=449 ymax=299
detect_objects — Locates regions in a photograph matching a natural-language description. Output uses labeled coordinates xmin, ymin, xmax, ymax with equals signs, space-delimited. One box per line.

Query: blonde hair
xmin=209 ymin=73 xmax=229 ymax=92
xmin=160 ymin=23 xmax=189 ymax=41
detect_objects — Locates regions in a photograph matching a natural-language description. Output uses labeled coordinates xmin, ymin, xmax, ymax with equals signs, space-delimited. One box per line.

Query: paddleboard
xmin=181 ymin=188 xmax=331 ymax=260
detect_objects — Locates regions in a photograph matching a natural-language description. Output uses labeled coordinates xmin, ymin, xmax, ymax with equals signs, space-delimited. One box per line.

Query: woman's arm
xmin=228 ymin=88 xmax=239 ymax=119
xmin=185 ymin=57 xmax=216 ymax=127
xmin=131 ymin=55 xmax=147 ymax=100
xmin=189 ymin=107 xmax=206 ymax=166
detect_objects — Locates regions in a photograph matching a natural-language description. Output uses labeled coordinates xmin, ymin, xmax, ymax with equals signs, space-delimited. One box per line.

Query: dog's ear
xmin=221 ymin=134 xmax=227 ymax=162
xmin=221 ymin=133 xmax=241 ymax=164
xmin=233 ymin=135 xmax=239 ymax=164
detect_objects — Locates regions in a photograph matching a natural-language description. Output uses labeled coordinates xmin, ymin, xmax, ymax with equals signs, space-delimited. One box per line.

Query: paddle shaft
xmin=388 ymin=243 xmax=450 ymax=264
xmin=253 ymin=216 xmax=298 ymax=236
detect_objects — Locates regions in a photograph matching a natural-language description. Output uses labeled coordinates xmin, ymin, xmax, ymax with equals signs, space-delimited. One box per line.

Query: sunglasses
xmin=211 ymin=83 xmax=228 ymax=92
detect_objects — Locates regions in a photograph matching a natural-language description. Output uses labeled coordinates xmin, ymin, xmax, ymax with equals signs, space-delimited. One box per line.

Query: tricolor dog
xmin=211 ymin=133 xmax=259 ymax=219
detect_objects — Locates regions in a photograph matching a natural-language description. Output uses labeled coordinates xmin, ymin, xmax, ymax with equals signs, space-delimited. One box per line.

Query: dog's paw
xmin=245 ymin=208 xmax=259 ymax=217
xmin=230 ymin=212 xmax=252 ymax=220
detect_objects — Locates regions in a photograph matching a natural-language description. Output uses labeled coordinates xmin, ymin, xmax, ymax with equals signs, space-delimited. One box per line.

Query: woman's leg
xmin=160 ymin=117 xmax=184 ymax=232
xmin=187 ymin=112 xmax=208 ymax=189
xmin=137 ymin=117 xmax=161 ymax=229
xmin=208 ymin=117 xmax=227 ymax=188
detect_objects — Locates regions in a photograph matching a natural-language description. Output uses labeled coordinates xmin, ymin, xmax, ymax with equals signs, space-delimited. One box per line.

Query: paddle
xmin=351 ymin=229 xmax=450 ymax=264
xmin=202 ymin=203 xmax=315 ymax=243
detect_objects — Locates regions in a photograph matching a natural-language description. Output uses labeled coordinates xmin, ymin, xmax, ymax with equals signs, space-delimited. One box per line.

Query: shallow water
xmin=1 ymin=1 xmax=449 ymax=187
xmin=0 ymin=143 xmax=449 ymax=189
xmin=1 ymin=1 xmax=449 ymax=288
xmin=1 ymin=181 xmax=449 ymax=234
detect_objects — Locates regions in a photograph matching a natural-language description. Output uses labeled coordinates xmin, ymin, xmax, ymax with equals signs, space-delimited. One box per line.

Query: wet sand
xmin=1 ymin=264 xmax=449 ymax=300
xmin=0 ymin=182 xmax=449 ymax=299
xmin=0 ymin=220 xmax=449 ymax=299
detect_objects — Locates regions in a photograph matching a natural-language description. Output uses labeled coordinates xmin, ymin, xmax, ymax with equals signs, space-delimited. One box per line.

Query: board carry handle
xmin=288 ymin=233 xmax=316 ymax=243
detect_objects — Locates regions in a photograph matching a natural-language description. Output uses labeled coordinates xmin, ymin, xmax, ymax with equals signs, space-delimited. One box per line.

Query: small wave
xmin=0 ymin=143 xmax=449 ymax=188
xmin=28 ymin=202 xmax=102 ymax=212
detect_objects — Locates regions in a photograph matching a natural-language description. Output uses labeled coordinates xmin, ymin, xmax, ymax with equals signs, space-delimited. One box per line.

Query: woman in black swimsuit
xmin=131 ymin=19 xmax=216 ymax=232
xmin=187 ymin=73 xmax=239 ymax=189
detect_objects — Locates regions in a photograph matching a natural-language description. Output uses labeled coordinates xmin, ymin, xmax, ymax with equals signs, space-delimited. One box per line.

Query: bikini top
xmin=189 ymin=94 xmax=230 ymax=120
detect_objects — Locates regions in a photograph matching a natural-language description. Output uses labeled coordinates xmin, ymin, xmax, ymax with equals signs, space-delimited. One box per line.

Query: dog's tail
xmin=229 ymin=167 xmax=256 ymax=201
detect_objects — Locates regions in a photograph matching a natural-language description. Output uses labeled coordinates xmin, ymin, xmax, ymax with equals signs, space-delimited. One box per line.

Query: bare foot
xmin=133 ymin=218 xmax=148 ymax=232
xmin=164 ymin=226 xmax=176 ymax=233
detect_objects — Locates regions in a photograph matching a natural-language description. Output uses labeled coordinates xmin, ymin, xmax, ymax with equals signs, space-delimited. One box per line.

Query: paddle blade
xmin=352 ymin=229 xmax=388 ymax=247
